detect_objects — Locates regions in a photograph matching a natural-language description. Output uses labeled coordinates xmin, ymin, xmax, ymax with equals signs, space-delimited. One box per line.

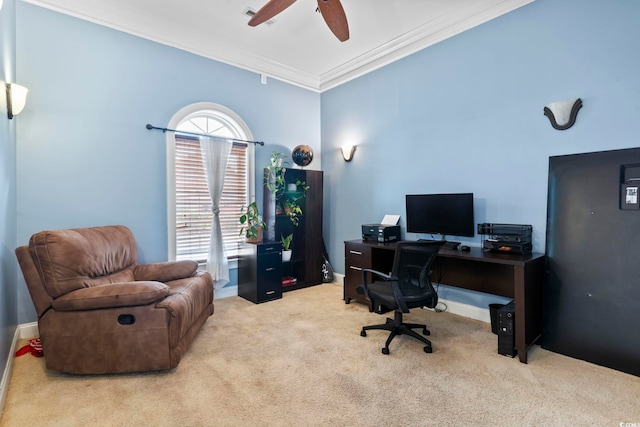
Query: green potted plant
xmin=264 ymin=151 xmax=310 ymax=227
xmin=239 ymin=202 xmax=266 ymax=243
xmin=264 ymin=151 xmax=288 ymax=195
xmin=283 ymin=198 xmax=303 ymax=226
xmin=281 ymin=233 xmax=293 ymax=262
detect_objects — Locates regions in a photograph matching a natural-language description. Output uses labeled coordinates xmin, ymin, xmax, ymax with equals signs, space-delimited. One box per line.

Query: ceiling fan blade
xmin=248 ymin=0 xmax=297 ymax=27
xmin=316 ymin=0 xmax=349 ymax=42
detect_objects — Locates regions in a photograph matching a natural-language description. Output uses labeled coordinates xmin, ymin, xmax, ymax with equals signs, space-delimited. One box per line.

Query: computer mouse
xmin=460 ymin=245 xmax=470 ymax=252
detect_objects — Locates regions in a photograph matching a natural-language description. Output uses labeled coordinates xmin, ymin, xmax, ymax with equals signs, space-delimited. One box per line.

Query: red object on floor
xmin=15 ymin=338 xmax=43 ymax=358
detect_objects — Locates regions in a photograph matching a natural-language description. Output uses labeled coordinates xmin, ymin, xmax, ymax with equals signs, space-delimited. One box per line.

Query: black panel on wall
xmin=543 ymin=147 xmax=640 ymax=376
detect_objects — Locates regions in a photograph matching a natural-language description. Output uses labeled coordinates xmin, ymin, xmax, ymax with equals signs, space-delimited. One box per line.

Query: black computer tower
xmin=498 ymin=301 xmax=516 ymax=357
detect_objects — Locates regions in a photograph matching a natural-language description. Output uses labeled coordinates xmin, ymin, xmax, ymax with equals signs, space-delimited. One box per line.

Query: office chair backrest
xmin=392 ymin=241 xmax=445 ymax=309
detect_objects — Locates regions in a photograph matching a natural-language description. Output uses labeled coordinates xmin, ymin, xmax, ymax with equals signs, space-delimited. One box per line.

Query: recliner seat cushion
xmin=29 ymin=225 xmax=138 ymax=298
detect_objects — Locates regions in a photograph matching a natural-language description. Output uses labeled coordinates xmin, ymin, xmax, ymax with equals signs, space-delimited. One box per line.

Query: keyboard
xmin=418 ymin=239 xmax=460 ymax=250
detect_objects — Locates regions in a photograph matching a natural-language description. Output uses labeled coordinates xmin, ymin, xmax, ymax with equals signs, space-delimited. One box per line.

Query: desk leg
xmin=513 ymin=265 xmax=528 ymax=363
xmin=513 ymin=259 xmax=545 ymax=364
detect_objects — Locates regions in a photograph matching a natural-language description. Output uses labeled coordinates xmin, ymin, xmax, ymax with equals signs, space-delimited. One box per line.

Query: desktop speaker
xmin=497 ymin=301 xmax=517 ymax=358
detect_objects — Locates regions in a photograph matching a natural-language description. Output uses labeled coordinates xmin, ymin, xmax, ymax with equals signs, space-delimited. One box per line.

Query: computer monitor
xmin=405 ymin=193 xmax=475 ymax=239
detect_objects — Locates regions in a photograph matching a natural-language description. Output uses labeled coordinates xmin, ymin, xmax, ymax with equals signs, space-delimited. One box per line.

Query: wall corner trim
xmin=1 ymin=322 xmax=40 ymax=415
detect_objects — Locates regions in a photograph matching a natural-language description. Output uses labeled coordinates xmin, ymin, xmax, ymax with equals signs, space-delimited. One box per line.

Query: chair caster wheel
xmin=360 ymin=330 xmax=366 ymax=337
xmin=423 ymin=328 xmax=430 ymax=336
xmin=382 ymin=348 xmax=390 ymax=355
xmin=424 ymin=346 xmax=432 ymax=353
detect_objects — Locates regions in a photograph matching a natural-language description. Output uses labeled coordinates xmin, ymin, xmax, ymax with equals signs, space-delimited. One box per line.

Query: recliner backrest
xmin=28 ymin=225 xmax=138 ymax=298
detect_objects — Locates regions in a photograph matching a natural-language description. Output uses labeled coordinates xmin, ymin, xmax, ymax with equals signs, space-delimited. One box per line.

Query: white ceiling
xmin=25 ymin=0 xmax=534 ymax=92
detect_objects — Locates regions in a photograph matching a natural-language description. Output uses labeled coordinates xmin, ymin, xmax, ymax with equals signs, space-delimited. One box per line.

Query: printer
xmin=362 ymin=224 xmax=401 ymax=243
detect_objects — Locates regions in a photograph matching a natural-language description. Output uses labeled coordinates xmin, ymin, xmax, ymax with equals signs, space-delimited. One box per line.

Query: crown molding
xmin=318 ymin=0 xmax=535 ymax=91
xmin=24 ymin=0 xmax=323 ymax=91
xmin=24 ymin=0 xmax=534 ymax=93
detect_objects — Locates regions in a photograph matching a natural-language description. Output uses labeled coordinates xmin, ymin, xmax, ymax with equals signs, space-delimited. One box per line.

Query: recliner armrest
xmin=134 ymin=260 xmax=198 ymax=282
xmin=52 ymin=281 xmax=170 ymax=311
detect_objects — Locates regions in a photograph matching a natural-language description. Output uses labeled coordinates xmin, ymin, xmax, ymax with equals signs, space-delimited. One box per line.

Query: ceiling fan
xmin=248 ymin=0 xmax=350 ymax=42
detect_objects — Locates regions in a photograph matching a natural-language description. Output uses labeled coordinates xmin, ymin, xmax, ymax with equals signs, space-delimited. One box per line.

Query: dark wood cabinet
xmin=238 ymin=241 xmax=283 ymax=304
xmin=263 ymin=168 xmax=323 ymax=291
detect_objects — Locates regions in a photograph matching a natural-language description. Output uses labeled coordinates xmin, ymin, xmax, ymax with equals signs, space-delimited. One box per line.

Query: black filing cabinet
xmin=238 ymin=241 xmax=283 ymax=303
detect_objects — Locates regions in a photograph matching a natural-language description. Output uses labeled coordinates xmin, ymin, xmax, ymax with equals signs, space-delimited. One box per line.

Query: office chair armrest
xmin=361 ymin=268 xmax=392 ymax=283
xmin=359 ymin=268 xmax=394 ymax=300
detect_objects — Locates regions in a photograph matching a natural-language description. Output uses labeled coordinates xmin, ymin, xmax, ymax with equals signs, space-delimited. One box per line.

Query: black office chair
xmin=358 ymin=240 xmax=445 ymax=355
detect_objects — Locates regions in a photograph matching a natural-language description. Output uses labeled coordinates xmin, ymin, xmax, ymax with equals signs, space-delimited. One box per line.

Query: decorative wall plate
xmin=292 ymin=145 xmax=313 ymax=167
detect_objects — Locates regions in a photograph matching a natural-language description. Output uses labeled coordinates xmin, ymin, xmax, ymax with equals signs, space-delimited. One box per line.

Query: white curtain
xmin=199 ymin=135 xmax=233 ymax=285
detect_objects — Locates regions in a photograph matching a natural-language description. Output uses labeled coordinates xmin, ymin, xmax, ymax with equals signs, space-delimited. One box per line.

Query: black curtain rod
xmin=145 ymin=124 xmax=265 ymax=146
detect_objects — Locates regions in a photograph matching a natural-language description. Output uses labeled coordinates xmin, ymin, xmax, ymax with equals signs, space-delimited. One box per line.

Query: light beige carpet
xmin=2 ymin=283 xmax=639 ymax=426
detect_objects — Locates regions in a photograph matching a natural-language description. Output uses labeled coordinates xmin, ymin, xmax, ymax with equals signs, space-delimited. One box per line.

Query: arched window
xmin=166 ymin=102 xmax=255 ymax=262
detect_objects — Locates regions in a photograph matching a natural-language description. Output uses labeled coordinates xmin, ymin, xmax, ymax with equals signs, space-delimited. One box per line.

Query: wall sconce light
xmin=544 ymin=98 xmax=582 ymax=130
xmin=6 ymin=83 xmax=29 ymax=119
xmin=341 ymin=145 xmax=356 ymax=162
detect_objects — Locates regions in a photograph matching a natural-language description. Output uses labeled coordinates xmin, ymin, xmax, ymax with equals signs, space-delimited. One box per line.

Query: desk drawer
xmin=238 ymin=242 xmax=282 ymax=304
xmin=345 ymin=243 xmax=371 ymax=284
xmin=258 ymin=242 xmax=282 ymax=255
xmin=257 ymin=252 xmax=283 ymax=302
xmin=345 ymin=243 xmax=371 ymax=268
xmin=345 ymin=265 xmax=366 ymax=288
xmin=344 ymin=242 xmax=372 ymax=308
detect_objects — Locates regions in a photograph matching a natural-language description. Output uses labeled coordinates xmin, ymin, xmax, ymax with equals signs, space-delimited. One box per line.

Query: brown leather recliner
xmin=15 ymin=225 xmax=214 ymax=374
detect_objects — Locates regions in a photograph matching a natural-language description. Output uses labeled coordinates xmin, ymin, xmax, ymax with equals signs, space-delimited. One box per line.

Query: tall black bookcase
xmin=263 ymin=168 xmax=323 ymax=291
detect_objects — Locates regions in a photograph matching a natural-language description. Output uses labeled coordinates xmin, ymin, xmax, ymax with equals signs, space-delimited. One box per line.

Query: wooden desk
xmin=344 ymin=240 xmax=545 ymax=363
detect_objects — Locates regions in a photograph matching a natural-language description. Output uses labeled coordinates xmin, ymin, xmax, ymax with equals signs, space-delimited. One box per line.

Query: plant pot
xmin=246 ymin=227 xmax=263 ymax=243
xmin=282 ymin=249 xmax=292 ymax=262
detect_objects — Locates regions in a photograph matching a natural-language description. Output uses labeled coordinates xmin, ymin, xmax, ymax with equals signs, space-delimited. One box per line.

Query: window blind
xmin=175 ymin=136 xmax=248 ymax=261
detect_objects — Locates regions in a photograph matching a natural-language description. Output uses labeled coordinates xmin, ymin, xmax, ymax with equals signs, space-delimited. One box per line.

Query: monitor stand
xmin=443 ymin=241 xmax=461 ymax=250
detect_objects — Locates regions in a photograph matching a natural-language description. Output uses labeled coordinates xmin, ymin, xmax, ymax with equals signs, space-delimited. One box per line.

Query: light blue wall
xmin=15 ymin=3 xmax=320 ymax=323
xmin=1 ymin=0 xmax=19 ymax=384
xmin=10 ymin=0 xmax=640 ymax=323
xmin=321 ymin=0 xmax=640 ymax=307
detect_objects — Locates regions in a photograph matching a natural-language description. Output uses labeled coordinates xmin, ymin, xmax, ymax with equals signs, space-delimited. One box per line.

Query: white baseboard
xmin=18 ymin=322 xmax=39 ymax=339
xmin=332 ymin=273 xmax=490 ymax=323
xmin=217 ymin=278 xmax=492 ymax=325
xmin=0 ymin=327 xmax=20 ymax=417
xmin=431 ymin=298 xmax=491 ymax=323
xmin=215 ymin=285 xmax=238 ymax=299
xmin=0 ymin=322 xmax=38 ymax=417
